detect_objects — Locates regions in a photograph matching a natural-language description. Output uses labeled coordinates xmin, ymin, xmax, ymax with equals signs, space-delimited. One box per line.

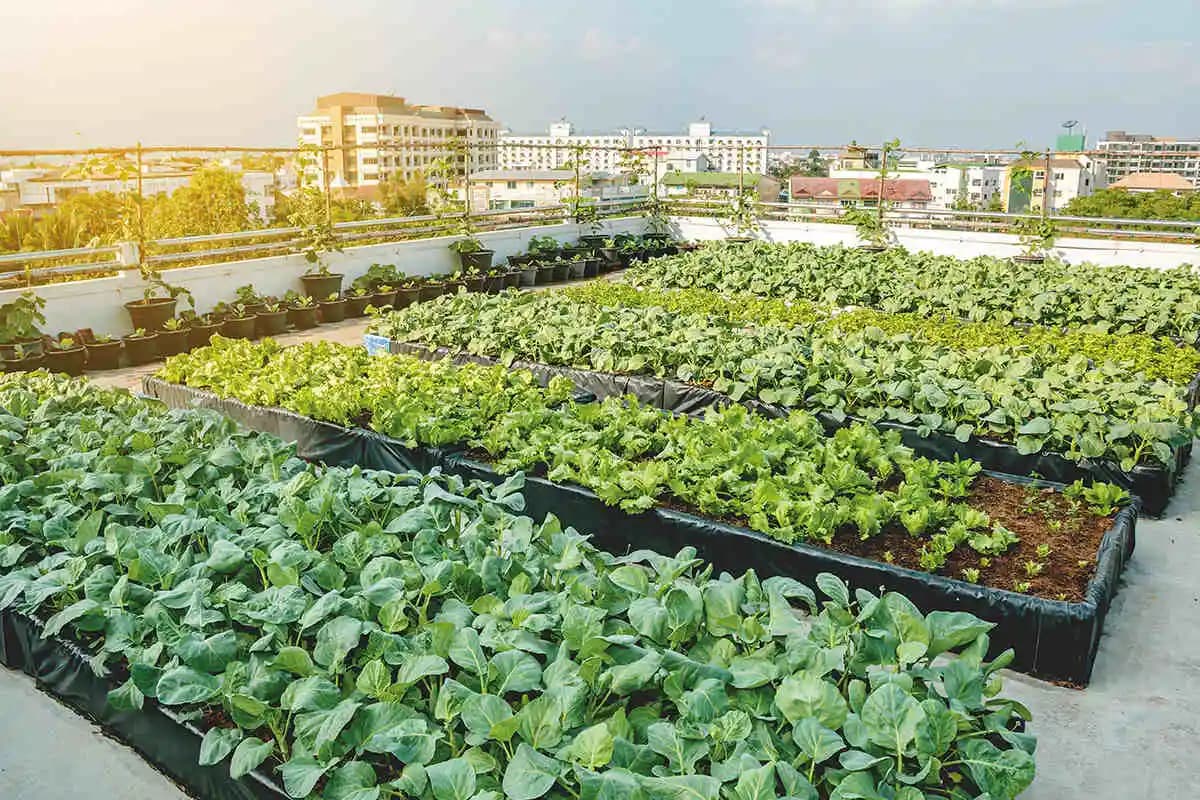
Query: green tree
xmin=144 ymin=165 xmax=253 ymax=238
xmin=379 ymin=171 xmax=430 ymax=216
xmin=1063 ymin=188 xmax=1200 ymax=221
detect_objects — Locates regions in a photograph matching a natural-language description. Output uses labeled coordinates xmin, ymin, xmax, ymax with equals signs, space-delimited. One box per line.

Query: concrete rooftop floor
xmin=4 ymin=290 xmax=1200 ymax=798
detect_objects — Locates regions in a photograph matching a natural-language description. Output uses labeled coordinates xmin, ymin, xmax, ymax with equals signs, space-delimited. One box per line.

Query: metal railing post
xmin=135 ymin=142 xmax=146 ymax=269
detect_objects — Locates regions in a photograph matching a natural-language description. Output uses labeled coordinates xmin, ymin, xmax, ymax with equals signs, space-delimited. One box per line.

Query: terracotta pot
xmin=156 ymin=328 xmax=191 ymax=358
xmin=317 ymin=299 xmax=346 ymax=323
xmin=300 ymin=273 xmax=343 ymax=299
xmin=44 ymin=346 xmax=87 ymax=376
xmin=287 ymin=307 xmax=319 ymax=330
xmin=220 ymin=316 xmax=258 ymax=340
xmin=188 ymin=323 xmax=223 ymax=349
xmin=124 ymin=297 xmax=176 ymax=331
xmin=84 ymin=341 xmax=122 ymax=370
xmin=123 ymin=333 xmax=160 ymax=365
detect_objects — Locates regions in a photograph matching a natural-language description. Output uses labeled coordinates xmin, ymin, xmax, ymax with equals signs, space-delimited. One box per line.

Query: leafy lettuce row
xmin=368 ymin=291 xmax=1197 ymax=469
xmin=0 ymin=372 xmax=1036 ymax=800
xmin=156 ymin=339 xmax=1073 ymax=571
xmin=626 ymin=241 xmax=1200 ymax=342
xmin=563 ymin=283 xmax=1200 ymax=386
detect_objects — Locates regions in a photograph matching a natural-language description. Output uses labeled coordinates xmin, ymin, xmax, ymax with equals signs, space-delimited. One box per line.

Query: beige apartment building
xmin=296 ymin=93 xmax=500 ymax=189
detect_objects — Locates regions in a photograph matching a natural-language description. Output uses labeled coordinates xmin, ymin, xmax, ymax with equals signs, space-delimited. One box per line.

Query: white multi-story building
xmin=1003 ymin=155 xmax=1106 ymax=213
xmin=498 ymin=119 xmax=770 ymax=175
xmin=1097 ymin=131 xmax=1200 ymax=188
xmin=296 ymin=93 xmax=500 ymax=189
xmin=454 ymin=169 xmax=648 ymax=213
xmin=828 ymin=154 xmax=1003 ymax=210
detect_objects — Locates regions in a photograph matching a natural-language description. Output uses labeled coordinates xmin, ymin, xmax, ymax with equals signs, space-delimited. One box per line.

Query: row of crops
xmin=365 ymin=284 xmax=1199 ymax=474
xmin=157 ymin=338 xmax=1126 ymax=601
xmin=0 ymin=372 xmax=1036 ymax=800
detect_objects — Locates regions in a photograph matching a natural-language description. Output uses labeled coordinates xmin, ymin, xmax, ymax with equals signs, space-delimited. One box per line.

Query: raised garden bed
xmin=144 ymin=374 xmax=1138 ymax=684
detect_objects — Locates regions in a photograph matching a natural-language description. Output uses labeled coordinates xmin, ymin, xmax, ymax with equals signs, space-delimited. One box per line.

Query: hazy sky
xmin=2 ymin=0 xmax=1198 ymax=150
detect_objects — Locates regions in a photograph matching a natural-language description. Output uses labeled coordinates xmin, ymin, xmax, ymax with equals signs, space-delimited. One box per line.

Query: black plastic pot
xmin=857 ymin=244 xmax=888 ymax=253
xmin=300 ymin=273 xmax=343 ymax=299
xmin=552 ymin=263 xmax=570 ymax=282
xmin=0 ymin=337 xmax=44 ymax=360
xmin=598 ymin=247 xmax=620 ymax=270
xmin=345 ymin=295 xmax=374 ymax=317
xmin=156 ymin=328 xmax=191 ymax=358
xmin=372 ymin=290 xmax=398 ymax=309
xmin=44 ymin=346 xmax=88 ymax=376
xmin=725 ymin=236 xmax=753 ymax=244
xmin=508 ymin=253 xmax=534 ymax=268
xmin=536 ymin=265 xmax=555 ymax=285
xmin=317 ymin=299 xmax=346 ymax=323
xmin=84 ymin=341 xmax=122 ymax=370
xmin=484 ymin=275 xmax=506 ymax=294
xmin=418 ymin=283 xmax=444 ymax=303
xmin=562 ymin=246 xmax=589 ymax=259
xmin=220 ymin=316 xmax=258 ymax=340
xmin=582 ymin=257 xmax=601 ymax=278
xmin=458 ymin=250 xmax=494 ymax=271
xmin=463 ymin=276 xmax=486 ymax=293
xmin=644 ymin=233 xmax=671 ymax=244
xmin=579 ymin=235 xmax=608 ymax=249
xmin=256 ymin=310 xmax=290 ymax=337
xmin=243 ymin=302 xmax=268 ymax=317
xmin=123 ymin=333 xmax=159 ymax=365
xmin=445 ymin=280 xmax=466 ymax=296
xmin=567 ymin=261 xmax=586 ymax=280
xmin=288 ymin=306 xmax=318 ymax=330
xmin=2 ymin=354 xmax=46 ymax=373
xmin=504 ymin=270 xmax=522 ymax=289
xmin=188 ymin=323 xmax=223 ymax=349
xmin=520 ymin=266 xmax=539 ymax=286
xmin=124 ymin=297 xmax=176 ymax=331
xmin=398 ymin=287 xmax=421 ymax=307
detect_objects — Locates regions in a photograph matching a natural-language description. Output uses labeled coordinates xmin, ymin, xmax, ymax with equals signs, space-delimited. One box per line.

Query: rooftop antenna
xmin=1062 ymin=120 xmax=1079 ymax=135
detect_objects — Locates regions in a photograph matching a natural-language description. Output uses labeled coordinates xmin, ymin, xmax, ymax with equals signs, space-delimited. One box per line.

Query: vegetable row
xmin=158 ymin=339 xmax=1126 ymax=589
xmin=626 ymin=241 xmax=1200 ymax=343
xmin=0 ymin=372 xmax=1036 ymax=800
xmin=366 ymin=289 xmax=1199 ymax=470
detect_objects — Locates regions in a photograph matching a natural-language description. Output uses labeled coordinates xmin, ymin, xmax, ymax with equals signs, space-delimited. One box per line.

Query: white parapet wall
xmin=1 ymin=218 xmax=647 ymax=338
xmin=670 ymin=217 xmax=1200 ymax=271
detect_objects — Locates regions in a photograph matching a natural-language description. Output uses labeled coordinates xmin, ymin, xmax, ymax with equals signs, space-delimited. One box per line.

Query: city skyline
xmin=2 ymin=0 xmax=1199 ymax=150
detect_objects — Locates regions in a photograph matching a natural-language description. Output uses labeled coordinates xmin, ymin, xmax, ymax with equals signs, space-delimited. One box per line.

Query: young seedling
xmin=1024 ymin=560 xmax=1044 ymax=578
xmin=1036 ymin=543 xmax=1051 ymax=559
xmin=1013 ymin=580 xmax=1032 ymax=593
xmin=961 ymin=567 xmax=980 ymax=583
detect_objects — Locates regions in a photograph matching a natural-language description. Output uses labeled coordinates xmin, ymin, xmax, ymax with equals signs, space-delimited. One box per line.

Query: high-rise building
xmin=498 ymin=119 xmax=770 ymax=175
xmin=296 ymin=93 xmax=499 ymax=189
xmin=1097 ymin=131 xmax=1200 ymax=188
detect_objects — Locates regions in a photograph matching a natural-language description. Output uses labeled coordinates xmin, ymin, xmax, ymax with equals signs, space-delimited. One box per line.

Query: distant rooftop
xmin=311 ymin=92 xmax=493 ymax=122
xmin=661 ymin=172 xmax=766 ymax=188
xmin=1109 ymin=172 xmax=1196 ymax=191
xmin=790 ymin=177 xmax=932 ymax=202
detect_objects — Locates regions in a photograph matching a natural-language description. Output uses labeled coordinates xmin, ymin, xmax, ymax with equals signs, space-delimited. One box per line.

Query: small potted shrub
xmin=235 ymin=284 xmax=268 ymax=316
xmin=220 ymin=305 xmax=258 ymax=339
xmin=44 ymin=335 xmax=88 ymax=376
xmin=188 ymin=313 xmax=223 ymax=349
xmin=456 ymin=267 xmax=486 ymax=293
xmin=507 ymin=252 xmax=534 ymax=268
xmin=372 ymin=283 xmax=398 ymax=310
xmin=286 ymin=293 xmax=319 ymax=330
xmin=561 ymin=244 xmax=589 ymax=260
xmin=84 ymin=333 xmax=122 ymax=370
xmin=535 ymin=260 xmax=556 ymax=285
xmin=300 ymin=263 xmax=344 ymax=299
xmin=157 ymin=318 xmax=192 ymax=357
xmin=345 ymin=286 xmax=374 ymax=318
xmin=256 ymin=301 xmax=290 ymax=336
xmin=597 ymin=238 xmax=621 ymax=271
xmin=527 ymin=235 xmax=560 ymax=261
xmin=448 ymin=235 xmax=493 ymax=272
xmin=123 ymin=328 xmax=159 ymax=365
xmin=317 ymin=292 xmax=346 ymax=323
xmin=125 ymin=272 xmax=193 ymax=331
xmin=2 ymin=343 xmax=46 ymax=373
xmin=0 ymin=291 xmax=47 ymax=360
xmin=843 ymin=206 xmax=893 ymax=252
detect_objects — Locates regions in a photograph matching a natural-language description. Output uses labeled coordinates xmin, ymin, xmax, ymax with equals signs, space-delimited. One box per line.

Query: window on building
xmin=361 ymin=126 xmax=377 ymax=133
xmin=1053 ymin=172 xmax=1064 ymax=180
xmin=507 ymin=181 xmax=517 ymax=189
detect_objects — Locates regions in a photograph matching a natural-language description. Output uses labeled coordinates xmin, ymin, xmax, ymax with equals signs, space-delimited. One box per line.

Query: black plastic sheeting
xmin=385 ymin=338 xmax=1196 ymax=516
xmin=0 ymin=609 xmax=286 ymax=800
xmin=145 ymin=377 xmax=1138 ymax=685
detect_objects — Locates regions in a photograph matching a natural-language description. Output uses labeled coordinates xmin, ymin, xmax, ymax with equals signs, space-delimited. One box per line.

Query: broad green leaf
xmin=230 ymin=736 xmax=274 ymax=779
xmin=155 ymin=666 xmax=221 ymax=706
xmin=859 ymin=683 xmax=926 ymax=753
xmin=564 ymin=723 xmax=614 ymax=769
xmin=792 ymin=717 xmax=845 ymax=765
xmin=427 ymin=757 xmax=477 ymax=800
xmin=502 ymin=743 xmax=562 ymax=800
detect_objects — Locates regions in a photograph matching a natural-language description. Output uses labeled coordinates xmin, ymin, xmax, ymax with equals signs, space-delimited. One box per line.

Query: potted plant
xmin=843 ymin=206 xmax=894 ymax=252
xmin=123 ymin=328 xmax=159 ymax=365
xmin=220 ymin=305 xmax=258 ymax=339
xmin=507 ymin=252 xmax=534 ymax=268
xmin=285 ymin=293 xmax=319 ymax=330
xmin=157 ymin=318 xmax=192 ymax=357
xmin=1 ymin=343 xmax=45 ymax=373
xmin=317 ymin=292 xmax=346 ymax=323
xmin=419 ymin=277 xmax=445 ymax=303
xmin=503 ymin=266 xmax=522 ymax=289
xmin=551 ymin=259 xmax=570 ymax=283
xmin=1012 ymin=216 xmax=1057 ymax=264
xmin=44 ymin=335 xmax=87 ymax=376
xmin=723 ymin=188 xmax=761 ymax=243
xmin=483 ymin=268 xmax=507 ymax=294
xmin=581 ymin=255 xmax=602 ymax=278
xmin=345 ymin=286 xmax=374 ymax=317
xmin=643 ymin=197 xmax=673 ymax=245
xmin=398 ymin=279 xmax=423 ymax=307
xmin=188 ymin=313 xmax=224 ymax=349
xmin=567 ymin=254 xmax=587 ymax=280
xmin=0 ymin=291 xmax=47 ymax=360
xmin=448 ymin=235 xmax=493 ymax=272
xmin=301 ymin=264 xmax=343 ymax=300
xmin=527 ymin=235 xmax=560 ymax=261
xmin=235 ymin=284 xmax=268 ymax=316
xmin=84 ymin=333 xmax=122 ymax=370
xmin=454 ymin=267 xmax=486 ymax=293
xmin=519 ymin=260 xmax=540 ymax=287
xmin=597 ymin=237 xmax=621 ymax=271
xmin=256 ymin=301 xmax=290 ymax=336
xmin=372 ymin=283 xmax=399 ymax=309
xmin=125 ymin=271 xmax=193 ymax=331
